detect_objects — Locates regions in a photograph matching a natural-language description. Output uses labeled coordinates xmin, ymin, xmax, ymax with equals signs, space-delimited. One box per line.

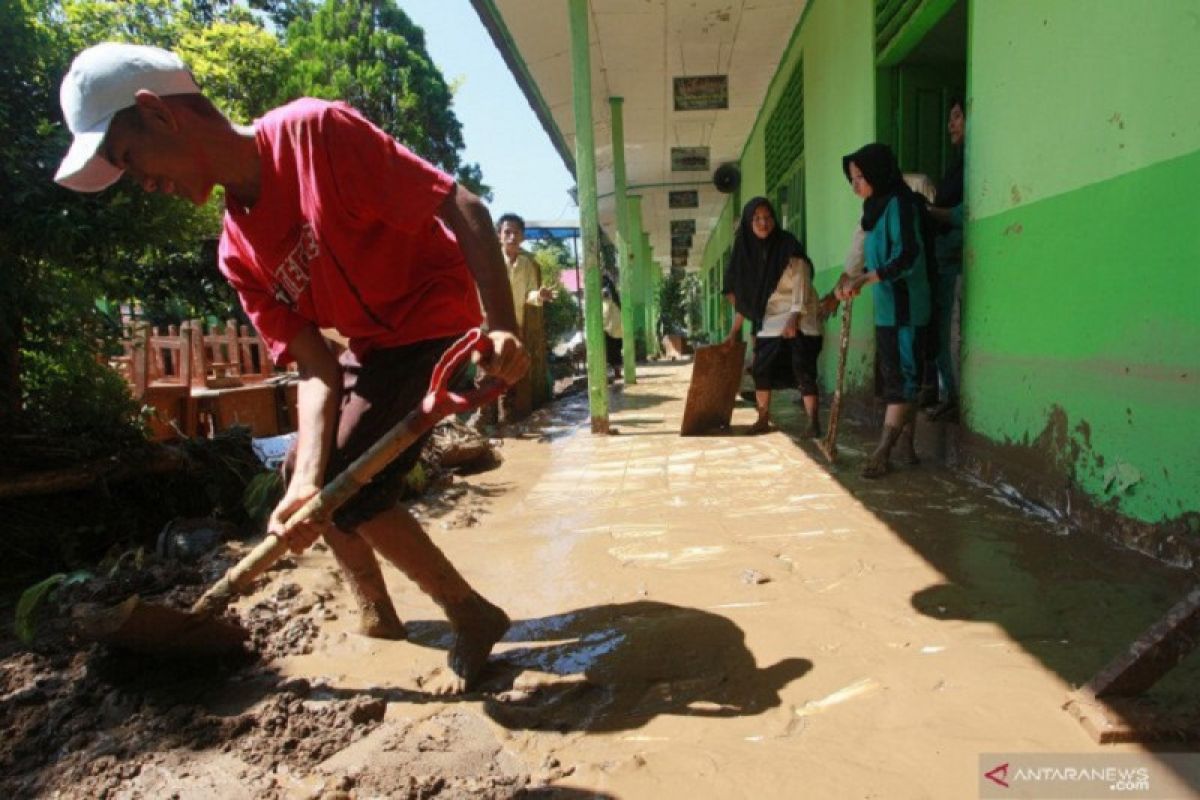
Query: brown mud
xmin=2 ymin=362 xmax=1198 ymax=798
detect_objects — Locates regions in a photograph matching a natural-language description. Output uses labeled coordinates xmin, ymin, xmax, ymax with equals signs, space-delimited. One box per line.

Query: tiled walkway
xmin=288 ymin=361 xmax=1198 ymax=798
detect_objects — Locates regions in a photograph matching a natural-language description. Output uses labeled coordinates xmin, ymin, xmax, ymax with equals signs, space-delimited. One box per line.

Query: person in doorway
xmin=54 ymin=42 xmax=528 ymax=692
xmin=835 ymin=143 xmax=933 ymax=478
xmin=924 ymin=97 xmax=967 ymax=422
xmin=722 ymin=197 xmax=823 ymax=436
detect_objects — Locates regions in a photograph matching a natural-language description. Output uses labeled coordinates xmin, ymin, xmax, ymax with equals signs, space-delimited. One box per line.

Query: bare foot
xmin=746 ymin=417 xmax=771 ymax=435
xmin=357 ymin=601 xmax=407 ymax=640
xmin=431 ymin=594 xmax=510 ymax=695
xmin=861 ymin=453 xmax=891 ymax=479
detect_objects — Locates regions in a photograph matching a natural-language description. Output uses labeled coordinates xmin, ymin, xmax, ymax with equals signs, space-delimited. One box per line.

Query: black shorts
xmin=284 ymin=334 xmax=461 ymax=531
xmin=605 ymin=334 xmax=623 ymax=368
xmin=751 ymin=334 xmax=823 ymax=395
xmin=874 ymin=325 xmax=928 ymax=404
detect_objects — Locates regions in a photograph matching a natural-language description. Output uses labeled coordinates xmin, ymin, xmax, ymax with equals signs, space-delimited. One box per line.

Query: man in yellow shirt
xmin=497 ymin=214 xmax=550 ymax=329
xmin=481 ymin=214 xmax=551 ymax=426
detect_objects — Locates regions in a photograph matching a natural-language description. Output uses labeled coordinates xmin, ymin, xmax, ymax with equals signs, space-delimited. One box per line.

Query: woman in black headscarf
xmin=722 ymin=197 xmax=823 ymax=436
xmin=834 ymin=143 xmax=933 ymax=478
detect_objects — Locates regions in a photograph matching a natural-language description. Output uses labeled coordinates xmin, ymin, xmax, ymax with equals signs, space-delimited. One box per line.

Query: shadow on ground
xmin=406 ymin=600 xmax=812 ymax=734
xmin=768 ymin=395 xmax=1200 ymax=733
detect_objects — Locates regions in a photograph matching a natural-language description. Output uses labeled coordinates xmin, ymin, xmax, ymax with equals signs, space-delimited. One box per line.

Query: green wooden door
xmin=896 ymin=65 xmax=963 ymax=181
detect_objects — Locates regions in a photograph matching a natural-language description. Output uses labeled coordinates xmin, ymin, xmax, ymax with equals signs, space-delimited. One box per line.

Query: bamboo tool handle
xmin=190 ymin=329 xmax=505 ymax=616
xmin=190 ymin=449 xmax=402 ymax=616
xmin=820 ymin=298 xmax=853 ymax=462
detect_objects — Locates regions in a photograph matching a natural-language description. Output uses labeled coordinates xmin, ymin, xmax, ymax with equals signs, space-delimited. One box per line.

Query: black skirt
xmin=751 ymin=334 xmax=822 ymax=395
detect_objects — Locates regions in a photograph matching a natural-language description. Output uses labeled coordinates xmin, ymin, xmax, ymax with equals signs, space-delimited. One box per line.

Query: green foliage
xmin=600 ymin=240 xmax=617 ymax=271
xmin=531 ymin=236 xmax=574 ymax=276
xmin=1 ymin=0 xmax=486 ymax=445
xmin=659 ymin=267 xmax=702 ymax=338
xmin=15 ymin=573 xmax=65 ymax=643
xmin=62 ymin=0 xmax=190 ymax=48
xmin=242 ymin=470 xmax=283 ymax=524
xmin=249 ymin=0 xmax=315 ymax=31
xmin=178 ymin=20 xmax=293 ymax=121
xmin=1 ymin=0 xmax=243 ymax=439
xmin=404 ymin=461 xmax=428 ymax=495
xmin=14 ymin=570 xmax=90 ymax=643
xmin=282 ymin=0 xmax=490 ymax=198
xmin=531 ymin=237 xmax=583 ymax=347
xmin=21 ymin=344 xmax=144 ymax=449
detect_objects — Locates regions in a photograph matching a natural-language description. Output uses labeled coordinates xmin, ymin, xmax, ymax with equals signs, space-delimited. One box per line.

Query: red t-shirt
xmin=218 ymin=99 xmax=482 ymax=364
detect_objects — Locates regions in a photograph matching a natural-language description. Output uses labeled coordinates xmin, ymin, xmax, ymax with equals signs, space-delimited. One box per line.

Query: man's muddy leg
xmin=322 ymin=528 xmax=407 ymax=640
xmin=356 ymin=506 xmax=509 ymax=693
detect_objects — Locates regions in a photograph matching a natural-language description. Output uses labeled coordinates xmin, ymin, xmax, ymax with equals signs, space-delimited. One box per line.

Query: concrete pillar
xmin=628 ymin=195 xmax=648 ymax=359
xmin=641 ymin=231 xmax=659 ymax=357
xmin=568 ymin=0 xmax=609 ymax=432
xmin=609 ymin=97 xmax=637 ymax=384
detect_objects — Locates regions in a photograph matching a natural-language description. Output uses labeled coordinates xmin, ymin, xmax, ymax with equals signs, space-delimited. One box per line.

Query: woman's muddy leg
xmin=802 ymin=393 xmax=820 ymax=438
xmin=749 ymin=389 xmax=772 ymax=434
xmin=863 ymin=402 xmax=909 ymax=478
xmin=895 ymin=405 xmax=919 ymax=465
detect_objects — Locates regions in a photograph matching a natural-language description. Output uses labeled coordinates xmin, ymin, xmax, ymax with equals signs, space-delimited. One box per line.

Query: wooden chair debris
xmin=190 ymin=318 xmax=243 ymax=389
xmin=114 ymin=319 xmax=296 ymax=441
xmin=1064 ymin=585 xmax=1200 ymax=743
xmin=237 ymin=324 xmax=275 ymax=383
xmin=120 ymin=322 xmax=196 ymax=439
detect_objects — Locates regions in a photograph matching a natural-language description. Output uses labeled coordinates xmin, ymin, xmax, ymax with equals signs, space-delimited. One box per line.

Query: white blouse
xmin=759 ymin=256 xmax=821 ymax=338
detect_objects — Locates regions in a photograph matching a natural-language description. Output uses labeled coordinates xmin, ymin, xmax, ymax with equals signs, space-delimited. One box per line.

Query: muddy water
xmin=213 ymin=362 xmax=1197 ymax=798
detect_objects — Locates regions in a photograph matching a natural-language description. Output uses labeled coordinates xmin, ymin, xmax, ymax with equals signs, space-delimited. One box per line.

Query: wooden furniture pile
xmin=116 ymin=319 xmax=298 ymax=440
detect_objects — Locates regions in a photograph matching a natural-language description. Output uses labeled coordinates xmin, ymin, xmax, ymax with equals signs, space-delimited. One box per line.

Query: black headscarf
xmin=722 ymin=197 xmax=807 ymax=325
xmin=844 ymin=142 xmax=940 ymax=274
xmin=601 ymin=273 xmax=621 ymax=308
xmin=842 ymin=142 xmax=911 ymax=232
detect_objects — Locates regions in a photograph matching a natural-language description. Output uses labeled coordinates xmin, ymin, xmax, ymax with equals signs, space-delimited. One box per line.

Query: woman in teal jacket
xmin=836 ymin=143 xmax=933 ymax=478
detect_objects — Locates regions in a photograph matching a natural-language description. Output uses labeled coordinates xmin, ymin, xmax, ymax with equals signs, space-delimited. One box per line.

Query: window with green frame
xmin=773 ymin=163 xmax=806 ymax=242
xmin=764 ymin=55 xmax=807 ymax=242
xmin=764 ymin=58 xmax=803 ymax=192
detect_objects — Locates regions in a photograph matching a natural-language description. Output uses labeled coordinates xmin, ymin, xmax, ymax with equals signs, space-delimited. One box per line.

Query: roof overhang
xmin=471 ymin=0 xmax=808 ymax=273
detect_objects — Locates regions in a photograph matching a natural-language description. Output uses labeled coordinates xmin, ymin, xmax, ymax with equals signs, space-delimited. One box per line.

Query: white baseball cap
xmin=56 ymin=42 xmax=200 ymax=192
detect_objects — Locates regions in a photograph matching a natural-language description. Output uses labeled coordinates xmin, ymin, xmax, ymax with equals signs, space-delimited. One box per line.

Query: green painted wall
xmin=699 ymin=0 xmax=1200 ymax=527
xmin=965 ymin=1 xmax=1200 ymax=523
xmin=968 ymin=1 xmax=1200 ymax=221
xmin=700 ymin=0 xmax=877 ymax=382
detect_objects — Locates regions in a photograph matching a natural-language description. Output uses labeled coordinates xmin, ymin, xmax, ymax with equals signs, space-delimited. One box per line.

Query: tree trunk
xmin=0 ymin=444 xmax=188 ymax=500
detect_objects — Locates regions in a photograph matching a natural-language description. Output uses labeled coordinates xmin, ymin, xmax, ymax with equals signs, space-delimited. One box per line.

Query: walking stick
xmin=818 ymin=296 xmax=853 ymax=463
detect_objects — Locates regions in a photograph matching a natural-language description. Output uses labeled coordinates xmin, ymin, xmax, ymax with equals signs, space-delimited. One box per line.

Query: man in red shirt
xmin=56 ymin=42 xmax=526 ymax=693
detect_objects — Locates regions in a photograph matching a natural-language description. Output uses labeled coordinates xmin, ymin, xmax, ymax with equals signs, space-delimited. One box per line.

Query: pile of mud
xmin=0 ymin=417 xmax=538 ymax=797
xmin=1 ymin=538 xmax=530 ymax=798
